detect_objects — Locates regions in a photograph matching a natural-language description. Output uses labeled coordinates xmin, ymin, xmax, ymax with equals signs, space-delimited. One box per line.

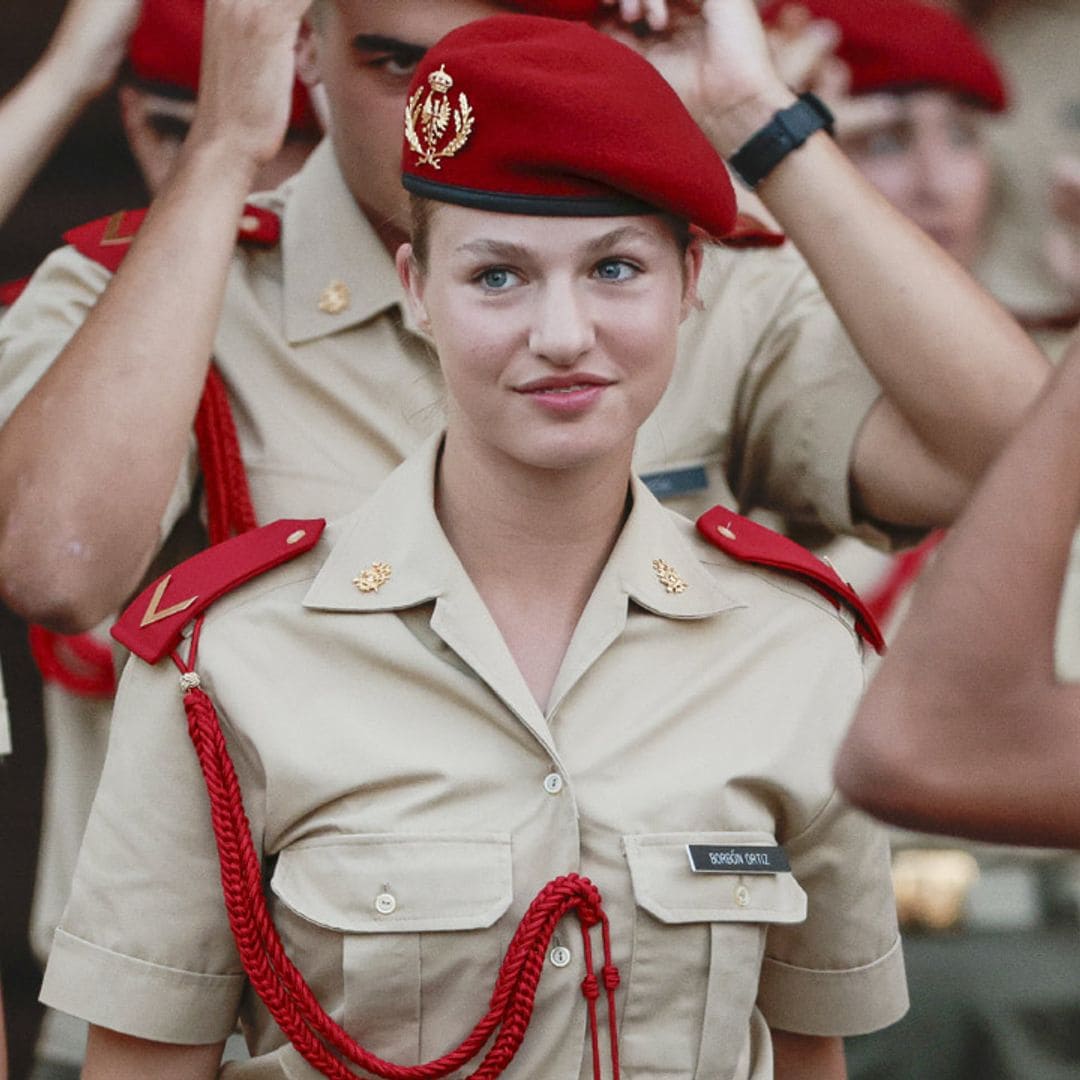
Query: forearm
xmin=0 ymin=54 xmax=99 ymax=225
xmin=756 ymin=131 xmax=1049 ymax=484
xmin=0 ymin=140 xmax=254 ymax=630
xmin=836 ymin=342 xmax=1080 ymax=844
xmin=83 ymin=1025 xmax=223 ymax=1080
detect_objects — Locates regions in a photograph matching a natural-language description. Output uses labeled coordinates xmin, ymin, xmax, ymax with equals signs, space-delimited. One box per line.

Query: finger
xmin=619 ymin=0 xmax=644 ymax=23
xmin=832 ymin=93 xmax=904 ymax=138
xmin=769 ymin=20 xmax=840 ymax=89
xmin=641 ymin=0 xmax=670 ymax=30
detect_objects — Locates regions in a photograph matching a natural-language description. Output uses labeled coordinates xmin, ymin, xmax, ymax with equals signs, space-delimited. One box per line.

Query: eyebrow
xmin=351 ymin=34 xmax=429 ymax=63
xmin=456 ymin=226 xmax=659 ymax=262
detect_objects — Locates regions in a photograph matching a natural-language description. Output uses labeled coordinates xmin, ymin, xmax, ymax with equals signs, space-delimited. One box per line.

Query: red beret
xmin=501 ymin=0 xmax=603 ymax=16
xmin=760 ymin=0 xmax=1007 ymax=112
xmin=127 ymin=0 xmax=317 ymax=131
xmin=400 ymin=16 xmax=736 ymax=238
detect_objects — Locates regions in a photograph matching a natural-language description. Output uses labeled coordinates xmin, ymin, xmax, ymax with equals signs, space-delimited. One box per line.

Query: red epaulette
xmin=113 ymin=518 xmax=324 ymax=664
xmin=719 ymin=213 xmax=786 ymax=250
xmin=64 ymin=204 xmax=282 ymax=273
xmin=0 ymin=276 xmax=31 ymax=307
xmin=697 ymin=506 xmax=885 ymax=653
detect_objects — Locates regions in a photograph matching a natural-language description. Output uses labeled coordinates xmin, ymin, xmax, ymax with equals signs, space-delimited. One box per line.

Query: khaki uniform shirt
xmin=42 ymin=436 xmax=907 ymax=1078
xmin=1 ymin=138 xmax=888 ymax=1039
xmin=975 ymin=0 xmax=1080 ymax=320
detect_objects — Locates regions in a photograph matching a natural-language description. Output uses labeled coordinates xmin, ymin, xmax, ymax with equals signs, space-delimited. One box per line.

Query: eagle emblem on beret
xmin=404 ymin=65 xmax=475 ymax=170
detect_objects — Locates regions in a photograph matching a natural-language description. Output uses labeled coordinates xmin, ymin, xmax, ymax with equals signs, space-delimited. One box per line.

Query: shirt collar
xmin=304 ymin=435 xmax=739 ymax=622
xmin=606 ymin=475 xmax=740 ymax=620
xmin=282 ymin=139 xmax=412 ymax=345
xmin=303 ymin=433 xmax=454 ymax=613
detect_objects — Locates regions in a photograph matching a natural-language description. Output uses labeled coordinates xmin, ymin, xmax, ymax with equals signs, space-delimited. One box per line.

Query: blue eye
xmin=595 ymin=259 xmax=637 ymax=282
xmin=478 ymin=267 xmax=520 ymax=290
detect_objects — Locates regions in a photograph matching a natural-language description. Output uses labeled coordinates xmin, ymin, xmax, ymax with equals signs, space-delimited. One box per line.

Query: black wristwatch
xmin=728 ymin=92 xmax=835 ymax=189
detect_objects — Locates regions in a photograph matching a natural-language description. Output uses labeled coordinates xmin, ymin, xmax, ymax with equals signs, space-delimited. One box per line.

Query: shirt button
xmin=734 ymin=885 xmax=751 ymax=908
xmin=550 ymin=945 xmax=572 ymax=968
xmin=375 ymin=892 xmax=397 ymax=915
xmin=543 ymin=772 xmax=564 ymax=795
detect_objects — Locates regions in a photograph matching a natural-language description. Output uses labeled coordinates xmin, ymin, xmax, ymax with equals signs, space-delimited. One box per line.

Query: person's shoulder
xmin=113 ymin=518 xmax=329 ymax=668
xmin=681 ymin=505 xmax=885 ymax=655
xmin=698 ymin=217 xmax=820 ymax=308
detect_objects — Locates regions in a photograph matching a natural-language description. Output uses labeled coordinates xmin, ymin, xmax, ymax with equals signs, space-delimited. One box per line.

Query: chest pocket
xmin=271 ymin=833 xmax=513 ymax=1067
xmin=620 ymin=832 xmax=807 ymax=1080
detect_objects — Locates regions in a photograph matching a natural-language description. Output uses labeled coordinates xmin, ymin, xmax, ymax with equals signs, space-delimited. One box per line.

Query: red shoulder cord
xmin=194 ymin=364 xmax=258 ymax=545
xmin=171 ymin=620 xmax=621 ymax=1079
xmin=865 ymin=531 xmax=944 ymax=628
xmin=28 ymin=364 xmax=254 ymax=698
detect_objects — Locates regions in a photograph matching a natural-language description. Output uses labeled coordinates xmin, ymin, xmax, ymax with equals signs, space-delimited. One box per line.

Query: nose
xmin=528 ymin=276 xmax=596 ymax=365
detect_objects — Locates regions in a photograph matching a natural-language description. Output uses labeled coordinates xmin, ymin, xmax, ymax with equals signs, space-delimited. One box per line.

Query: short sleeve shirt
xmin=0 ymin=140 xmax=887 ymax=545
xmin=42 ymin=435 xmax=907 ymax=1078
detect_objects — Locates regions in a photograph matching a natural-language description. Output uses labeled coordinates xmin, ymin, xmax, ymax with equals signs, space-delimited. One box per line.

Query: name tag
xmin=641 ymin=465 xmax=709 ymax=500
xmin=686 ymin=844 xmax=790 ymax=874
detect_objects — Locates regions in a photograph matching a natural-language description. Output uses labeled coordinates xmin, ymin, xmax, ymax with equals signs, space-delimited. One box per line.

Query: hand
xmin=766 ymin=5 xmax=906 ymax=142
xmin=43 ymin=0 xmax=143 ymax=101
xmin=186 ymin=0 xmax=311 ymax=173
xmin=600 ymin=0 xmax=795 ymax=156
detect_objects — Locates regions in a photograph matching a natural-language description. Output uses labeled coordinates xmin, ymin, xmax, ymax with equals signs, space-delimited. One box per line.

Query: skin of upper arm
xmin=849 ymin=398 xmax=969 ymax=528
xmin=82 ymin=1025 xmax=224 ymax=1080
xmin=772 ymin=1030 xmax=847 ymax=1080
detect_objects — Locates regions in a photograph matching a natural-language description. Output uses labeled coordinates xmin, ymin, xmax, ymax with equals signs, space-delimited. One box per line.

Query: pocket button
xmin=734 ymin=885 xmax=751 ymax=908
xmin=375 ymin=892 xmax=397 ymax=915
xmin=550 ymin=945 xmax=572 ymax=968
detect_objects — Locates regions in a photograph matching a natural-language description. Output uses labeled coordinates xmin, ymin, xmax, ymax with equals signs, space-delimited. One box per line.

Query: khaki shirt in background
xmin=42 ymin=435 xmax=907 ymax=1077
xmin=1 ymin=136 xmax=894 ymax=1062
xmin=975 ymin=0 xmax=1080 ymax=322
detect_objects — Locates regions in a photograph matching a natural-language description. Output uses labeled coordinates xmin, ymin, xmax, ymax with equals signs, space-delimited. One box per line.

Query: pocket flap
xmin=624 ymin=832 xmax=807 ymax=924
xmin=271 ymin=833 xmax=513 ymax=933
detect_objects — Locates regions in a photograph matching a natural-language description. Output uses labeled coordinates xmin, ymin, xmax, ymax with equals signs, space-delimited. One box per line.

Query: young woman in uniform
xmin=39 ymin=15 xmax=907 ymax=1079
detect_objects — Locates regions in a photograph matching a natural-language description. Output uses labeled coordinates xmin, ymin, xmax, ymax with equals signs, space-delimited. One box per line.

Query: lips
xmin=515 ymin=373 xmax=614 ymax=395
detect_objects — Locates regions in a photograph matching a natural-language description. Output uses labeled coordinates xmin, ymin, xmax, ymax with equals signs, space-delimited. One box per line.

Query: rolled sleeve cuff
xmin=40 ymin=928 xmax=245 ymax=1044
xmin=757 ymin=934 xmax=909 ymax=1037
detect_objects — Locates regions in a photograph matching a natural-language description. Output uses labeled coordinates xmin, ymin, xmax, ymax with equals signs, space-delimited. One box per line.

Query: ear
xmin=680 ymin=236 xmax=705 ymax=319
xmin=395 ymin=243 xmax=431 ymax=330
xmin=295 ymin=15 xmax=323 ymax=88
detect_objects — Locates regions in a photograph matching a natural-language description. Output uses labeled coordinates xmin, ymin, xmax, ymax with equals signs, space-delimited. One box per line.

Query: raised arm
xmin=0 ymin=0 xmax=142 ymax=226
xmin=835 ymin=335 xmax=1080 ymax=847
xmin=611 ymin=0 xmax=1050 ymax=529
xmin=0 ymin=0 xmax=309 ymax=632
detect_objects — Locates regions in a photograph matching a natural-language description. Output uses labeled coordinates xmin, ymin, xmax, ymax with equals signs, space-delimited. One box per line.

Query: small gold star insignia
xmin=353 ymin=562 xmax=393 ymax=594
xmin=652 ymin=558 xmax=688 ymax=595
xmin=318 ymin=280 xmax=351 ymax=315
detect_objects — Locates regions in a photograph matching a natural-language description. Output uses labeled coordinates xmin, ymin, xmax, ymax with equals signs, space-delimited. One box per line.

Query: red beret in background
xmin=760 ymin=0 xmax=1008 ymax=112
xmin=400 ymin=15 xmax=736 ymax=239
xmin=501 ymin=0 xmax=604 ymax=17
xmin=127 ymin=0 xmax=317 ymax=131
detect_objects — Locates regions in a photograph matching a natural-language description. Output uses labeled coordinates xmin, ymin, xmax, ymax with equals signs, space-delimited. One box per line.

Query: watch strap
xmin=728 ymin=92 xmax=835 ymax=189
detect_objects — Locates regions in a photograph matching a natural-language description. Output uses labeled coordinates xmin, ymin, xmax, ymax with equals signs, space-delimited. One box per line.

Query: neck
xmin=436 ymin=430 xmax=633 ymax=594
xmin=436 ymin=429 xmax=634 ymax=711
